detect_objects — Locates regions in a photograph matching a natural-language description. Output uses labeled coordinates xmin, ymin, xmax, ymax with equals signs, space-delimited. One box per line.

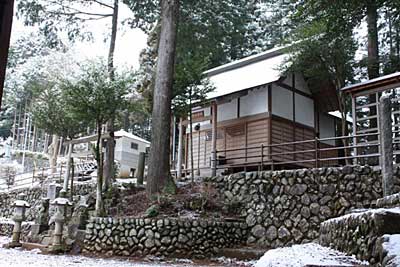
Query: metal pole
xmin=379 ymin=95 xmax=394 ymax=196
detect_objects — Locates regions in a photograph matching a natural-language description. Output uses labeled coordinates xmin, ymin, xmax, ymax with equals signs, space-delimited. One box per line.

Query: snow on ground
xmin=254 ymin=243 xmax=368 ymax=267
xmin=0 ymin=236 xmax=249 ymax=267
xmin=383 ymin=234 xmax=400 ymax=265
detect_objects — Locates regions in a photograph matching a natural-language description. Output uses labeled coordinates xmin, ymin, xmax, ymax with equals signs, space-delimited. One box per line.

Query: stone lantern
xmin=49 ymin=197 xmax=72 ymax=252
xmin=8 ymin=199 xmax=30 ymax=248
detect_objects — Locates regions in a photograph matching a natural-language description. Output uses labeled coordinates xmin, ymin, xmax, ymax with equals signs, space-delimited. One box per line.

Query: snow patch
xmin=322 ymin=207 xmax=400 ymax=224
xmin=255 ymin=243 xmax=368 ymax=267
xmin=383 ymin=234 xmax=400 ymax=266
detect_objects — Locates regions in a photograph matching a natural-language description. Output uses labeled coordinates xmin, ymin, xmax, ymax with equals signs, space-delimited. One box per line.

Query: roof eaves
xmin=204 ymin=46 xmax=287 ymax=77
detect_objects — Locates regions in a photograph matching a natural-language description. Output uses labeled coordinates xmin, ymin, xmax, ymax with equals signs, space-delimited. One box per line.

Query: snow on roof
xmin=328 ymin=111 xmax=353 ymax=123
xmin=341 ymin=71 xmax=400 ymax=94
xmin=114 ymin=130 xmax=150 ymax=145
xmin=205 ymin=46 xmax=288 ymax=99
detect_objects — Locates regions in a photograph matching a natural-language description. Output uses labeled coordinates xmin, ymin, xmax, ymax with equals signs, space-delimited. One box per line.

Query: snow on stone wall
xmin=205 ymin=165 xmax=400 ymax=249
xmin=83 ymin=217 xmax=248 ymax=258
xmin=376 ymin=192 xmax=400 ymax=209
xmin=319 ymin=207 xmax=400 ymax=265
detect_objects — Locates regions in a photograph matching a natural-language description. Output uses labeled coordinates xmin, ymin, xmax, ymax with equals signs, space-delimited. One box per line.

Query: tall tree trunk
xmin=21 ymin=102 xmax=27 ymax=151
xmin=11 ymin=105 xmax=17 ymax=149
xmin=31 ymin=125 xmax=37 ymax=152
xmin=16 ymin=104 xmax=22 ymax=148
xmin=104 ymin=0 xmax=119 ymax=190
xmin=147 ymin=0 xmax=179 ymax=196
xmin=43 ymin=133 xmax=49 ymax=154
xmin=0 ymin=0 xmax=14 ymax=109
xmin=63 ymin=142 xmax=73 ymax=192
xmin=49 ymin=135 xmax=60 ymax=173
xmin=366 ymin=0 xmax=380 ymax=165
xmin=367 ymin=0 xmax=379 ymax=79
xmin=95 ymin=122 xmax=104 ymax=216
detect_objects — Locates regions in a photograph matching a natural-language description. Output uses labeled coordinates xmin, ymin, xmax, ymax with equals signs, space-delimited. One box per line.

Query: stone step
xmin=218 ymin=247 xmax=265 ymax=260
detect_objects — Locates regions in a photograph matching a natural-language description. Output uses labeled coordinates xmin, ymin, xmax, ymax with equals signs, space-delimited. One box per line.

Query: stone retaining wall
xmin=0 ymin=221 xmax=32 ymax=240
xmin=319 ymin=208 xmax=400 ymax=265
xmin=206 ymin=165 xmax=400 ymax=248
xmin=376 ymin=192 xmax=400 ymax=208
xmin=83 ymin=217 xmax=248 ymax=258
xmin=0 ymin=183 xmax=96 ymax=221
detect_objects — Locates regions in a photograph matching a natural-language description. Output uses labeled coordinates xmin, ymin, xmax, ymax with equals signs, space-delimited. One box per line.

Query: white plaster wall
xmin=239 ymin=86 xmax=268 ymax=117
xmin=319 ymin=113 xmax=336 ymax=145
xmin=272 ymin=84 xmax=293 ymax=120
xmin=295 ymin=73 xmax=310 ymax=94
xmin=217 ymin=98 xmax=238 ymax=122
xmin=295 ymin=94 xmax=315 ymax=127
xmin=114 ymin=137 xmax=149 ymax=177
xmin=281 ymin=73 xmax=311 ymax=95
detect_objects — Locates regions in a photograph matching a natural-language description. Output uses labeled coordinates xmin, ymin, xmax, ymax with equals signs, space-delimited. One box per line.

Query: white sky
xmin=10 ymin=1 xmax=148 ymax=70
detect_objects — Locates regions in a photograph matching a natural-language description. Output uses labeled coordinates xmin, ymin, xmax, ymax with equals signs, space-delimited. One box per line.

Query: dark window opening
xmin=131 ymin=142 xmax=138 ymax=150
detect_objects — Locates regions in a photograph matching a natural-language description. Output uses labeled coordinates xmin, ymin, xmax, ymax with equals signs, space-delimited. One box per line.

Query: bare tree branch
xmin=92 ymin=0 xmax=114 ymax=9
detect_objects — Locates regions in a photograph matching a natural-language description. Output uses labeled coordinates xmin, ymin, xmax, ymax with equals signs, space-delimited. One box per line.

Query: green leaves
xmin=63 ymin=60 xmax=131 ymax=128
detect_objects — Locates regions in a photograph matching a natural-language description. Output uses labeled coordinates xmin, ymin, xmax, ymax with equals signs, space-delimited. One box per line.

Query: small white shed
xmin=114 ymin=130 xmax=150 ymax=178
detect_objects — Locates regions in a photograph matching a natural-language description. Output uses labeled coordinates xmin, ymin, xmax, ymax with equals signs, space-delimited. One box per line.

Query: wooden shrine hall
xmin=174 ymin=47 xmax=344 ymax=177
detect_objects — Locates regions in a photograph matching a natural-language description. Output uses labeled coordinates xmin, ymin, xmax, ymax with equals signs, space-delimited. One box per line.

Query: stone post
xmin=379 ymin=95 xmax=394 ymax=196
xmin=49 ymin=197 xmax=72 ymax=252
xmin=8 ymin=197 xmax=30 ymax=248
xmin=137 ymin=152 xmax=145 ymax=185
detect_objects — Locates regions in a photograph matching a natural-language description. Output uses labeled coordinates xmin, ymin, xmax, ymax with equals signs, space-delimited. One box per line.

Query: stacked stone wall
xmin=0 ymin=183 xmax=96 ymax=221
xmin=319 ymin=208 xmax=400 ymax=265
xmin=83 ymin=217 xmax=247 ymax=258
xmin=376 ymin=192 xmax=400 ymax=208
xmin=206 ymin=165 xmax=400 ymax=248
xmin=0 ymin=221 xmax=32 ymax=239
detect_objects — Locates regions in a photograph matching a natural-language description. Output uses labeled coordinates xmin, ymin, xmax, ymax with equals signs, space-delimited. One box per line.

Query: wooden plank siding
xmin=185 ymin=114 xmax=338 ymax=171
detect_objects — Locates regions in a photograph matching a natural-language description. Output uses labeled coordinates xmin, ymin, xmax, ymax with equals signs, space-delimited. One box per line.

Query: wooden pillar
xmin=268 ymin=85 xmax=272 ymax=161
xmin=196 ymin=129 xmax=201 ymax=176
xmin=137 ymin=152 xmax=145 ymax=185
xmin=0 ymin=0 xmax=14 ymax=109
xmin=351 ymin=95 xmax=358 ymax=165
xmin=177 ymin=117 xmax=184 ymax=178
xmin=211 ymin=101 xmax=218 ymax=176
xmin=379 ymin=95 xmax=394 ymax=196
xmin=171 ymin=116 xmax=177 ymax=169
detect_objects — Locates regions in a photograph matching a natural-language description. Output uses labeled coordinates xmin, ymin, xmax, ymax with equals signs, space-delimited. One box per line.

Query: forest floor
xmin=106 ymin=180 xmax=241 ymax=220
